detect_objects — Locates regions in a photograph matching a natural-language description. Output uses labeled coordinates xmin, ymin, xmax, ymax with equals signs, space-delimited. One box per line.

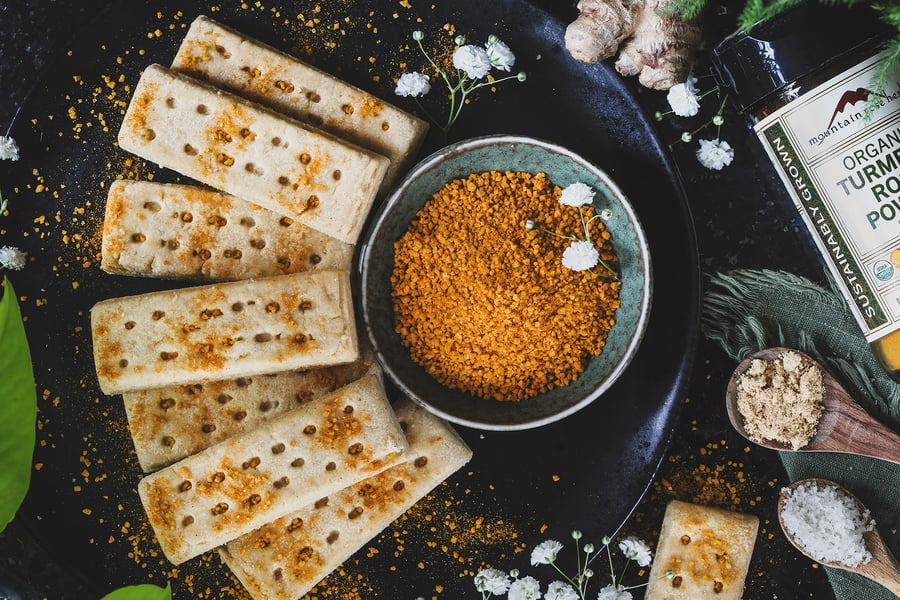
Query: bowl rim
xmin=358 ymin=133 xmax=653 ymax=430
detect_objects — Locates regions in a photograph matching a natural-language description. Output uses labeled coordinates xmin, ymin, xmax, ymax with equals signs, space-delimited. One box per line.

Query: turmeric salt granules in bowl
xmin=392 ymin=171 xmax=621 ymax=402
xmin=358 ymin=135 xmax=652 ymax=430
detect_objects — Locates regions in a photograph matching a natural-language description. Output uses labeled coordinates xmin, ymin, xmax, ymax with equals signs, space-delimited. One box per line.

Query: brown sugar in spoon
xmin=778 ymin=478 xmax=900 ymax=595
xmin=725 ymin=347 xmax=900 ymax=464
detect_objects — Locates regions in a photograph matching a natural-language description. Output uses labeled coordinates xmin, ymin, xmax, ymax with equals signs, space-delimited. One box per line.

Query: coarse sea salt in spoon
xmin=724 ymin=347 xmax=900 ymax=464
xmin=778 ymin=478 xmax=900 ymax=595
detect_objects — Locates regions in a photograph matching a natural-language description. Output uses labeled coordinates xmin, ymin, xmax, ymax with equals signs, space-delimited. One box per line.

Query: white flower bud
xmin=394 ymin=72 xmax=431 ymax=98
xmin=696 ymin=138 xmax=735 ymax=170
xmin=453 ymin=45 xmax=492 ymax=79
xmin=485 ymin=36 xmax=515 ymax=71
xmin=0 ymin=135 xmax=19 ymax=161
xmin=666 ymin=75 xmax=700 ymax=117
xmin=412 ymin=30 xmax=424 ymax=41
xmin=0 ymin=246 xmax=26 ymax=271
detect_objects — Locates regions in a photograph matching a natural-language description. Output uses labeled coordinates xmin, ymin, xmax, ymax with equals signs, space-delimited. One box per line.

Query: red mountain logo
xmin=825 ymin=87 xmax=873 ymax=131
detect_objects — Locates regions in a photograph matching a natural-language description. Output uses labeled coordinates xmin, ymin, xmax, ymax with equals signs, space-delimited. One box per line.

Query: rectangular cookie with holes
xmin=138 ymin=374 xmax=407 ymax=565
xmin=101 ymin=180 xmax=353 ymax=280
xmin=124 ymin=349 xmax=378 ymax=472
xmin=220 ymin=396 xmax=472 ymax=600
xmin=644 ymin=500 xmax=759 ymax=600
xmin=117 ymin=64 xmax=390 ymax=243
xmin=90 ymin=270 xmax=357 ymax=395
xmin=171 ymin=15 xmax=428 ymax=194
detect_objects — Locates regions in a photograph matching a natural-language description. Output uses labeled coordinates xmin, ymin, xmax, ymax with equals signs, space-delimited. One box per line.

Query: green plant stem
xmin=548 ymin=561 xmax=583 ymax=598
xmin=605 ymin=543 xmax=616 ymax=588
xmin=414 ymin=35 xmax=523 ymax=132
xmin=578 ymin=206 xmax=592 ymax=243
xmin=416 ymin=37 xmax=452 ymax=89
xmin=531 ymin=224 xmax=579 ymax=242
xmin=447 ymin=74 xmax=469 ymax=131
xmin=617 ymin=559 xmax=631 ymax=587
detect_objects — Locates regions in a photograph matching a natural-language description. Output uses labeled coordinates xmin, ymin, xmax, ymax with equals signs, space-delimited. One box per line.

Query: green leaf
xmin=0 ymin=276 xmax=37 ymax=533
xmin=100 ymin=583 xmax=172 ymax=600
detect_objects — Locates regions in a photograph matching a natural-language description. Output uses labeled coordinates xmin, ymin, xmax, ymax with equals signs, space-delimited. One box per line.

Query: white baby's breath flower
xmin=559 ymin=182 xmax=595 ymax=207
xmin=485 ymin=35 xmax=516 ymax=71
xmin=453 ymin=44 xmax=492 ymax=79
xmin=597 ymin=583 xmax=633 ymax=600
xmin=0 ymin=135 xmax=20 ymax=161
xmin=395 ymin=72 xmax=432 ymax=97
xmin=618 ymin=536 xmax=652 ymax=567
xmin=561 ymin=240 xmax=599 ymax=272
xmin=508 ymin=576 xmax=542 ymax=600
xmin=474 ymin=568 xmax=511 ymax=594
xmin=666 ymin=75 xmax=700 ymax=117
xmin=546 ymin=580 xmax=579 ymax=600
xmin=0 ymin=246 xmax=26 ymax=270
xmin=530 ymin=539 xmax=564 ymax=565
xmin=696 ymin=138 xmax=735 ymax=170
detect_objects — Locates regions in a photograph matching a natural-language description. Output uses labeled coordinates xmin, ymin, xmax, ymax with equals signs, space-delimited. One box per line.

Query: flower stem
xmin=617 ymin=559 xmax=631 ymax=587
xmin=590 ymin=262 xmax=618 ymax=279
xmin=606 ymin=542 xmax=616 ymax=584
xmin=548 ymin=561 xmax=582 ymax=597
xmin=530 ymin=223 xmax=579 ymax=242
xmin=578 ymin=206 xmax=591 ymax=243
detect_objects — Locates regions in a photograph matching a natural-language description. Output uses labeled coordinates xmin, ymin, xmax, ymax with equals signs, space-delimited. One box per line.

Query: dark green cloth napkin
xmin=703 ymin=269 xmax=900 ymax=600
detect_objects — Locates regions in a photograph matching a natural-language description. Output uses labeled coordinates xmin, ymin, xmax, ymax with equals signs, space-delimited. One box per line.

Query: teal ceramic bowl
xmin=357 ymin=134 xmax=652 ymax=430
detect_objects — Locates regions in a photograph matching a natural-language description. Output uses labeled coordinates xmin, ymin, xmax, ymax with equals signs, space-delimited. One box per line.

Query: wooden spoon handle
xmin=863 ymin=536 xmax=900 ymax=595
xmin=814 ymin=395 xmax=900 ymax=464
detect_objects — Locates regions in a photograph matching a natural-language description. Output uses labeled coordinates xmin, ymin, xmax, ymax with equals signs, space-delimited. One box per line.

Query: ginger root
xmin=565 ymin=0 xmax=704 ymax=90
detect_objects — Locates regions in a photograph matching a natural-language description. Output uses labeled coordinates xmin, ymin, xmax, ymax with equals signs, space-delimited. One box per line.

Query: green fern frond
xmin=866 ymin=2 xmax=900 ymax=117
xmin=737 ymin=0 xmax=768 ymax=26
xmin=658 ymin=0 xmax=710 ymax=21
xmin=871 ymin=35 xmax=900 ymax=92
xmin=873 ymin=0 xmax=900 ymax=28
xmin=738 ymin=0 xmax=806 ymax=30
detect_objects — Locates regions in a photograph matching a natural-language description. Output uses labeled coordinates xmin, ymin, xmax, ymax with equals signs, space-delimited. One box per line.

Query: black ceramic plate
xmin=3 ymin=1 xmax=699 ymax=597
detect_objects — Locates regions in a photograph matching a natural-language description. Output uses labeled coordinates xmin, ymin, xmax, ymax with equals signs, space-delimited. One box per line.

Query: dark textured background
xmin=0 ymin=1 xmax=839 ymax=599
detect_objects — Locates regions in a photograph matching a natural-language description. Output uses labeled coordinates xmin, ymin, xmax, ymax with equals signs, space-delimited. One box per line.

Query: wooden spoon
xmin=725 ymin=347 xmax=900 ymax=464
xmin=778 ymin=478 xmax=900 ymax=595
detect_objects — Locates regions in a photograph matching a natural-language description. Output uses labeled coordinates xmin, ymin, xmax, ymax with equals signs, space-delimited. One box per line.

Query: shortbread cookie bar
xmin=644 ymin=500 xmax=759 ymax=600
xmin=220 ymin=397 xmax=472 ymax=600
xmin=101 ymin=180 xmax=353 ymax=279
xmin=172 ymin=15 xmax=428 ymax=193
xmin=118 ymin=64 xmax=389 ymax=243
xmin=91 ymin=270 xmax=357 ymax=395
xmin=139 ymin=374 xmax=407 ymax=565
xmin=124 ymin=351 xmax=378 ymax=472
